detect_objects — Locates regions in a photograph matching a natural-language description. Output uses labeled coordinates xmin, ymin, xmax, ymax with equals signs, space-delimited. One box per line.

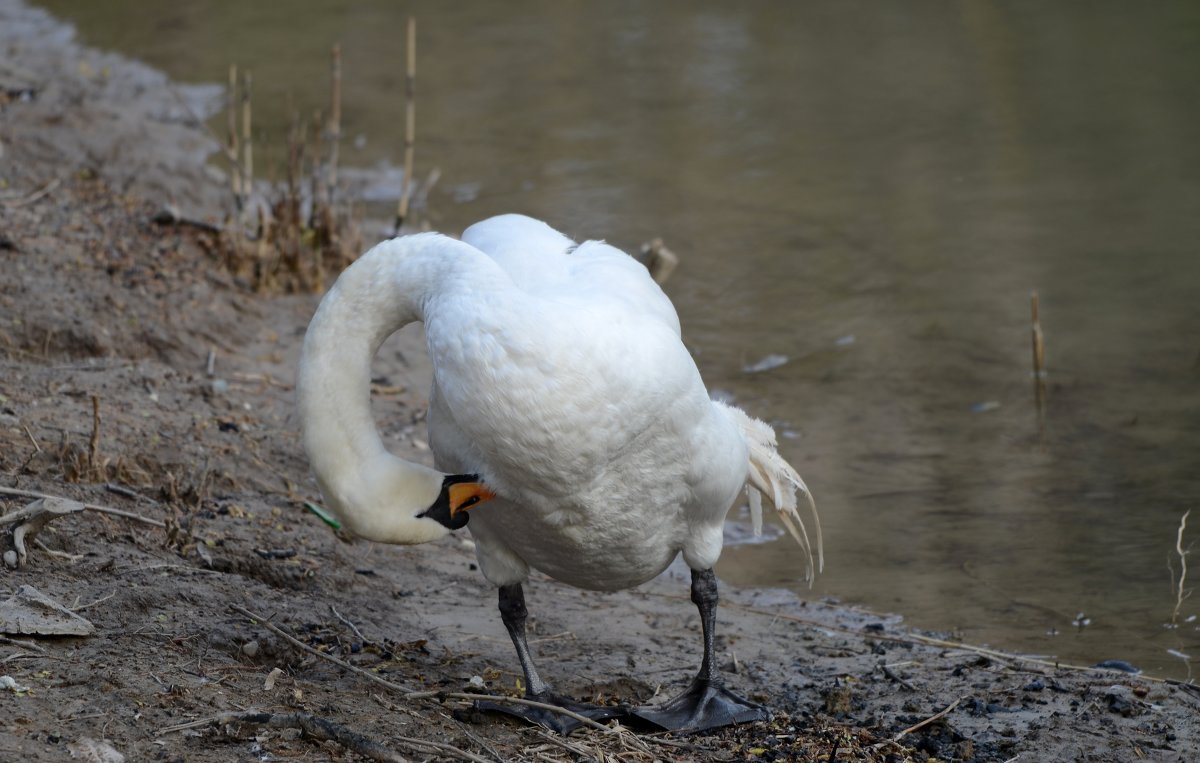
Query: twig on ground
xmin=34 ymin=538 xmax=84 ymax=562
xmin=72 ymin=592 xmax=116 ymax=613
xmin=879 ymin=662 xmax=917 ymax=691
xmin=159 ymin=711 xmax=410 ymax=763
xmin=0 ymin=635 xmax=47 ymax=654
xmin=886 ymin=697 xmax=963 ymax=745
xmin=330 ymin=604 xmax=370 ymax=643
xmin=22 ymin=425 xmax=41 ymax=454
xmin=456 ymin=723 xmax=507 ymax=763
xmin=0 ymin=486 xmax=165 ymax=528
xmin=230 ymin=604 xmax=616 ymax=734
xmin=0 ymin=177 xmax=61 ymax=208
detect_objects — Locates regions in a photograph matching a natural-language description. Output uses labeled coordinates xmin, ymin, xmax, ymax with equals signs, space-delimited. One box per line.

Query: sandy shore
xmin=1 ymin=2 xmax=1196 ymax=760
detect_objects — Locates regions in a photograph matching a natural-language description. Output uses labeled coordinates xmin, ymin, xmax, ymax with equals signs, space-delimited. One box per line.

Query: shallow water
xmin=38 ymin=0 xmax=1200 ymax=678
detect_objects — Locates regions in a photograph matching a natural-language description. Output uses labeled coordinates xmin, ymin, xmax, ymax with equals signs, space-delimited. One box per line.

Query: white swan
xmin=297 ymin=214 xmax=821 ymax=732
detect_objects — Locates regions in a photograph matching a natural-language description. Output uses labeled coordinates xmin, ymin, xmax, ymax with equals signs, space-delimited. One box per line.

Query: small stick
xmin=88 ymin=395 xmax=101 ymax=478
xmin=330 ymin=605 xmax=369 ymax=643
xmin=72 ymin=592 xmax=116 ymax=613
xmin=888 ymin=697 xmax=963 ymax=744
xmin=1172 ymin=510 xmax=1192 ymax=625
xmin=0 ymin=486 xmax=165 ymax=528
xmin=0 ymin=177 xmax=62 ymax=209
xmin=159 ymin=711 xmax=410 ymax=763
xmin=206 ymin=349 xmax=216 ymax=377
xmin=22 ymin=425 xmax=41 ymax=454
xmin=394 ymin=16 xmax=417 ymax=233
xmin=879 ymin=662 xmax=917 ymax=691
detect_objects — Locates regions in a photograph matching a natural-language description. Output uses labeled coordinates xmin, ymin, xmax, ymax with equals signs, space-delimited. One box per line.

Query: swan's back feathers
xmin=462 ymin=214 xmax=682 ymax=336
xmin=716 ymin=401 xmax=823 ymax=585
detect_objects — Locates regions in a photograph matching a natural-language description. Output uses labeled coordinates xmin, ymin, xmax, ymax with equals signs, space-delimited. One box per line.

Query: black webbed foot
xmin=630 ymin=678 xmax=769 ymax=732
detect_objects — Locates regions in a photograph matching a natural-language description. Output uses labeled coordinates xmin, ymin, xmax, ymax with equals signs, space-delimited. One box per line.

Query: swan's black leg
xmin=631 ymin=568 xmax=770 ymax=732
xmin=473 ymin=583 xmax=626 ymax=734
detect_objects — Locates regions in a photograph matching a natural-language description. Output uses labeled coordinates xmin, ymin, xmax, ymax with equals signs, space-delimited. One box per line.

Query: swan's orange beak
xmin=448 ymin=482 xmax=497 ymax=517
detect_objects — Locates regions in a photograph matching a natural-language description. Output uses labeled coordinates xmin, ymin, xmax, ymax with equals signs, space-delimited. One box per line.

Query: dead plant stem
xmin=395 ymin=16 xmax=417 ymax=232
xmin=1173 ymin=509 xmax=1192 ymax=625
xmin=0 ymin=486 xmax=165 ymax=528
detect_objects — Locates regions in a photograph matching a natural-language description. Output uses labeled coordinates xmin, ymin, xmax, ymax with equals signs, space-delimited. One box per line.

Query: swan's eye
xmin=461 ymin=495 xmax=480 ymax=509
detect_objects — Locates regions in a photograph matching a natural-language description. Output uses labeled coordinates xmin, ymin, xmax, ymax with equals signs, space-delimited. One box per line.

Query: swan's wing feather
xmin=717 ymin=401 xmax=823 ymax=585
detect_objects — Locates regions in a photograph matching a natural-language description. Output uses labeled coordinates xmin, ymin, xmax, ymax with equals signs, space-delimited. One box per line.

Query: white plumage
xmin=297 ymin=214 xmax=821 ymax=732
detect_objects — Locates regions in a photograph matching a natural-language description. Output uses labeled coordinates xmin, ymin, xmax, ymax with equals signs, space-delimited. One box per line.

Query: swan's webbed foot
xmin=631 ymin=678 xmax=768 ymax=732
xmin=474 ymin=691 xmax=627 ymax=734
xmin=630 ymin=568 xmax=771 ymax=732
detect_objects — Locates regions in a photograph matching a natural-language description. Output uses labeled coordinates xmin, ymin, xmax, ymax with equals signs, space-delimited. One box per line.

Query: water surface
xmin=38 ymin=0 xmax=1200 ymax=678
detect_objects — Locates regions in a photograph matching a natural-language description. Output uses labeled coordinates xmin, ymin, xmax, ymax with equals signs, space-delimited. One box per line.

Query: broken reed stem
xmin=1031 ymin=291 xmax=1046 ymax=377
xmin=308 ymin=109 xmax=324 ymax=224
xmin=1172 ymin=510 xmax=1192 ymax=625
xmin=87 ymin=395 xmax=101 ymax=477
xmin=241 ymin=69 xmax=254 ymax=206
xmin=1031 ymin=290 xmax=1047 ymax=424
xmin=395 ymin=16 xmax=417 ymax=233
xmin=226 ymin=64 xmax=242 ymax=210
xmin=326 ymin=43 xmax=342 ymax=207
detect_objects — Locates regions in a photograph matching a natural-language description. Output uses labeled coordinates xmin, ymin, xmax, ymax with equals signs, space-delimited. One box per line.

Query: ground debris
xmin=1 ymin=496 xmax=84 ymax=568
xmin=65 ymin=737 xmax=125 ymax=762
xmin=0 ymin=583 xmax=95 ymax=636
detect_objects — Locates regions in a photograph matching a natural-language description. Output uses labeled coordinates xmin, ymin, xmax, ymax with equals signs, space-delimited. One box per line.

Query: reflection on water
xmin=39 ymin=0 xmax=1200 ymax=677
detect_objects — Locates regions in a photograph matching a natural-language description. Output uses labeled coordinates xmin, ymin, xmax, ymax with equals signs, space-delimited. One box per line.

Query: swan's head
xmin=312 ymin=450 xmax=497 ymax=545
xmin=416 ymin=473 xmax=498 ymax=532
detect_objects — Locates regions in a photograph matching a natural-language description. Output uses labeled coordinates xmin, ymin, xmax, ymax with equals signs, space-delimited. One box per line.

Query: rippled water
xmin=38 ymin=0 xmax=1200 ymax=678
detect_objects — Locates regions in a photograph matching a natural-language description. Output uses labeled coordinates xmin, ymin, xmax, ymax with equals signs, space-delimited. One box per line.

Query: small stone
xmin=2 ymin=551 xmax=17 ymax=569
xmin=241 ymin=640 xmax=260 ymax=658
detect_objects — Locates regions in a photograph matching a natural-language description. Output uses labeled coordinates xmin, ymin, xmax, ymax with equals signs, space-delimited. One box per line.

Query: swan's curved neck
xmin=296 ymin=233 xmax=483 ymax=544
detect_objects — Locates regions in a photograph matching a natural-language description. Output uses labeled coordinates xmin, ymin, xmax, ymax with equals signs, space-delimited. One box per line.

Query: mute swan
xmin=297 ymin=214 xmax=820 ymax=733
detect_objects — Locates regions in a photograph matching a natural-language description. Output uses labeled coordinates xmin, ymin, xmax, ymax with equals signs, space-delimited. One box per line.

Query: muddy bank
xmin=1 ymin=2 xmax=1198 ymax=760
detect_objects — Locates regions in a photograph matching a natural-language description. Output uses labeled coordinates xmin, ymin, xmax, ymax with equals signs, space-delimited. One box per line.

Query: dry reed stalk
xmin=226 ymin=64 xmax=242 ymax=209
xmin=326 ymin=44 xmax=342 ymax=208
xmin=241 ymin=69 xmax=254 ymax=207
xmin=1172 ymin=510 xmax=1192 ymax=625
xmin=395 ymin=16 xmax=417 ymax=233
xmin=88 ymin=395 xmax=101 ymax=479
xmin=1031 ymin=290 xmax=1047 ymax=422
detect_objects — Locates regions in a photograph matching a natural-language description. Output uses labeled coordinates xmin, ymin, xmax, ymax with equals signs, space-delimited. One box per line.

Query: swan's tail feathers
xmin=720 ymin=402 xmax=823 ymax=586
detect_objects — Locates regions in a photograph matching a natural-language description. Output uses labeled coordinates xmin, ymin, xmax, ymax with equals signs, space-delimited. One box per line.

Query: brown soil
xmin=1 ymin=2 xmax=1197 ymax=761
